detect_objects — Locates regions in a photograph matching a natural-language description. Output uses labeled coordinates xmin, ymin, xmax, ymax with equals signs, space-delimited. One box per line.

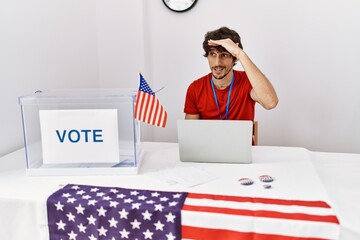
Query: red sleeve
xmin=184 ymin=81 xmax=199 ymax=115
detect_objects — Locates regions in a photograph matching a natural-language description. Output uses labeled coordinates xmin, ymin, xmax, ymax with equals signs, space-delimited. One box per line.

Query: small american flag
xmin=134 ymin=73 xmax=167 ymax=128
xmin=47 ymin=185 xmax=340 ymax=240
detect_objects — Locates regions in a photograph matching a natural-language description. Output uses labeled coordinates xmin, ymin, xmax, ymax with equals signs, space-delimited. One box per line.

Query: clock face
xmin=163 ymin=0 xmax=198 ymax=13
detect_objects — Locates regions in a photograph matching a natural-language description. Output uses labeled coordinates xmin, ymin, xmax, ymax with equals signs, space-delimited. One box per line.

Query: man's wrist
xmin=238 ymin=48 xmax=248 ymax=59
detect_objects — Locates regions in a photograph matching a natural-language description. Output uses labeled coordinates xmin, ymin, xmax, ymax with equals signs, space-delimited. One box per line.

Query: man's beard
xmin=212 ymin=66 xmax=232 ymax=80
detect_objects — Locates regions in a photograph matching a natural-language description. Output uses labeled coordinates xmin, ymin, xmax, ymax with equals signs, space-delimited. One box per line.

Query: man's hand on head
xmin=208 ymin=38 xmax=243 ymax=60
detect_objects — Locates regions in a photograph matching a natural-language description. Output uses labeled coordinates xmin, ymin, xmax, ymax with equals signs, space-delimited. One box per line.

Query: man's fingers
xmin=207 ymin=39 xmax=220 ymax=46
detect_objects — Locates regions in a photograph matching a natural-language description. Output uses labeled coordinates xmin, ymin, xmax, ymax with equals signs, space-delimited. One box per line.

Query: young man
xmin=184 ymin=27 xmax=278 ymax=120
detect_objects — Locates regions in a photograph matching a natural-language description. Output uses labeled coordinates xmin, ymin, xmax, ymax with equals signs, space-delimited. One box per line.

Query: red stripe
xmin=182 ymin=205 xmax=339 ymax=224
xmin=181 ymin=226 xmax=328 ymax=240
xmin=134 ymin=91 xmax=142 ymax=119
xmin=156 ymin=104 xmax=164 ymax=127
xmin=161 ymin=109 xmax=167 ymax=128
xmin=137 ymin=92 xmax=147 ymax=121
xmin=141 ymin=94 xmax=151 ymax=122
xmin=187 ymin=193 xmax=331 ymax=208
xmin=134 ymin=90 xmax=167 ymax=128
xmin=146 ymin=95 xmax=156 ymax=124
xmin=151 ymin=99 xmax=160 ymax=125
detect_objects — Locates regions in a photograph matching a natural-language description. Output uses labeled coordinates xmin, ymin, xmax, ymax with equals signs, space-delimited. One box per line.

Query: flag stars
xmin=88 ymin=199 xmax=97 ymax=206
xmin=62 ymin=193 xmax=71 ymax=198
xmin=119 ymin=228 xmax=130 ymax=239
xmin=76 ymin=190 xmax=85 ymax=195
xmin=110 ymin=189 xmax=118 ymax=194
xmin=49 ymin=186 xmax=184 ymax=240
xmin=77 ymin=223 xmax=87 ymax=233
xmin=118 ymin=208 xmax=129 ymax=219
xmin=87 ymin=215 xmax=96 ymax=225
xmin=75 ymin=204 xmax=85 ymax=214
xmin=67 ymin=197 xmax=76 ymax=204
xmin=146 ymin=200 xmax=155 ymax=204
xmin=124 ymin=198 xmax=133 ymax=203
xmin=132 ymin=202 xmax=141 ymax=209
xmin=103 ymin=196 xmax=112 ymax=201
xmin=97 ymin=226 xmax=108 ymax=236
xmin=109 ymin=201 xmax=119 ymax=208
xmin=151 ymin=192 xmax=160 ymax=197
xmin=117 ymin=193 xmax=126 ymax=199
xmin=56 ymin=220 xmax=66 ymax=230
xmin=160 ymin=197 xmax=169 ymax=202
xmin=88 ymin=234 xmax=97 ymax=240
xmin=108 ymin=217 xmax=118 ymax=228
xmin=66 ymin=212 xmax=76 ymax=222
xmin=96 ymin=192 xmax=105 ymax=197
xmin=130 ymin=219 xmax=141 ymax=229
xmin=138 ymin=195 xmax=147 ymax=200
xmin=142 ymin=210 xmax=152 ymax=220
xmin=68 ymin=230 xmax=77 ymax=240
xmin=97 ymin=206 xmax=107 ymax=217
xmin=169 ymin=201 xmax=178 ymax=207
xmin=154 ymin=204 xmax=164 ymax=212
xmin=154 ymin=220 xmax=165 ymax=231
xmin=143 ymin=229 xmax=154 ymax=239
xmin=173 ymin=193 xmax=182 ymax=198
xmin=165 ymin=212 xmax=176 ymax=223
xmin=166 ymin=232 xmax=176 ymax=240
xmin=55 ymin=201 xmax=64 ymax=211
xmin=130 ymin=190 xmax=139 ymax=196
xmin=82 ymin=195 xmax=91 ymax=200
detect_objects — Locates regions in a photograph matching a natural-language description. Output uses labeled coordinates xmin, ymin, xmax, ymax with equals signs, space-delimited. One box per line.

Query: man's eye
xmin=222 ymin=54 xmax=230 ymax=58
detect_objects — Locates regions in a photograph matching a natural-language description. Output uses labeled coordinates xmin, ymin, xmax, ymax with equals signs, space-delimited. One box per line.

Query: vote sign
xmin=39 ymin=109 xmax=119 ymax=164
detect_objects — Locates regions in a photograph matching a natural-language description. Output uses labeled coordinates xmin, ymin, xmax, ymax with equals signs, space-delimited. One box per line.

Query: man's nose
xmin=214 ymin=55 xmax=222 ymax=65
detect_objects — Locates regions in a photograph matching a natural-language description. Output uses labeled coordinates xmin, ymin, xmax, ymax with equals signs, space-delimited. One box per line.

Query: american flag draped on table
xmin=134 ymin=73 xmax=167 ymax=128
xmin=47 ymin=184 xmax=340 ymax=240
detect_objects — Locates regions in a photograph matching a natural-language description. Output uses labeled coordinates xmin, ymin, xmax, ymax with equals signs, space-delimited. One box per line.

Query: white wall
xmin=1 ymin=0 xmax=359 ymax=157
xmin=0 ymin=0 xmax=100 ymax=157
xmin=95 ymin=1 xmax=144 ymax=88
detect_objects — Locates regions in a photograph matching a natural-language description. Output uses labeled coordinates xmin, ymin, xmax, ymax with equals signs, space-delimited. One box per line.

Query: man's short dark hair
xmin=203 ymin=27 xmax=243 ymax=59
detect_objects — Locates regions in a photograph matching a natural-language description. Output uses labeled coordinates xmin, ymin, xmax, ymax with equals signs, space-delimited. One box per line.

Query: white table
xmin=0 ymin=142 xmax=359 ymax=239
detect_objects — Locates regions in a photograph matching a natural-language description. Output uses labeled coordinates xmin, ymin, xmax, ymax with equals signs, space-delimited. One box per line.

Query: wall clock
xmin=162 ymin=0 xmax=198 ymax=13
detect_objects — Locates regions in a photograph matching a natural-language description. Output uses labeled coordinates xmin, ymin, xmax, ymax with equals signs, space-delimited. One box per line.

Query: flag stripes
xmin=181 ymin=193 xmax=340 ymax=240
xmin=134 ymin=73 xmax=167 ymax=128
xmin=182 ymin=226 xmax=328 ymax=240
xmin=187 ymin=193 xmax=333 ymax=208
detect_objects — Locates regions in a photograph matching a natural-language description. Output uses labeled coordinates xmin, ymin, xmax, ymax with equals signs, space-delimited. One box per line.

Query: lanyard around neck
xmin=210 ymin=74 xmax=235 ymax=120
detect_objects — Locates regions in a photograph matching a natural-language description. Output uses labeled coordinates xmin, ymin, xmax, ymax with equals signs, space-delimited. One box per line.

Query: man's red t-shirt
xmin=184 ymin=70 xmax=255 ymax=120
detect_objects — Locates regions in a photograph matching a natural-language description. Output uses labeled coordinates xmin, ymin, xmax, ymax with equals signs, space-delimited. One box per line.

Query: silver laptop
xmin=177 ymin=120 xmax=253 ymax=164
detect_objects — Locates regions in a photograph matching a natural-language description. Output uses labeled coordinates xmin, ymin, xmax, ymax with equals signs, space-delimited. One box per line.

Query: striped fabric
xmin=181 ymin=193 xmax=340 ymax=240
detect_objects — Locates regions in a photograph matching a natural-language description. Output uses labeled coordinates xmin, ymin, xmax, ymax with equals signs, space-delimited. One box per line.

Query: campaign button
xmin=239 ymin=178 xmax=254 ymax=185
xmin=259 ymin=175 xmax=274 ymax=182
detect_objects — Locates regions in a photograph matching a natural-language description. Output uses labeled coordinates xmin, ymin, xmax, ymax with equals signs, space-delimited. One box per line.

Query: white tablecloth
xmin=0 ymin=142 xmax=359 ymax=239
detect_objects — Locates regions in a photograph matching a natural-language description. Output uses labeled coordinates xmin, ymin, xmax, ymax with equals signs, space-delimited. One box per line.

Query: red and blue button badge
xmin=238 ymin=175 xmax=274 ymax=189
xmin=238 ymin=178 xmax=254 ymax=186
xmin=259 ymin=175 xmax=274 ymax=183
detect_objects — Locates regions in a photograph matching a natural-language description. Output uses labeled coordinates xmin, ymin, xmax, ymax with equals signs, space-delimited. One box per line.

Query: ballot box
xmin=18 ymin=89 xmax=142 ymax=176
